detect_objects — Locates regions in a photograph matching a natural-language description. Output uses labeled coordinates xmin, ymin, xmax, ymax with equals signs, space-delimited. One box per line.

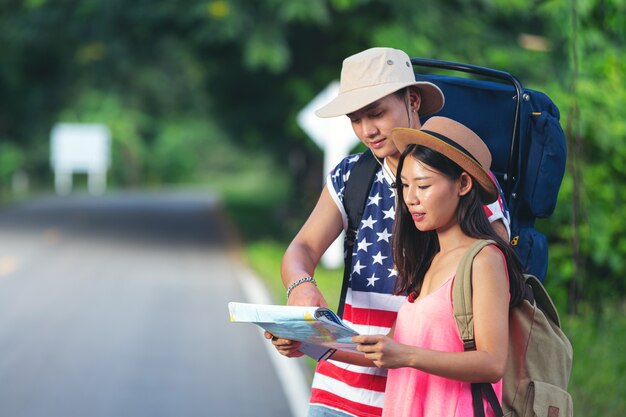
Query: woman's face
xmin=400 ymin=156 xmax=469 ymax=233
xmin=347 ymin=93 xmax=417 ymax=160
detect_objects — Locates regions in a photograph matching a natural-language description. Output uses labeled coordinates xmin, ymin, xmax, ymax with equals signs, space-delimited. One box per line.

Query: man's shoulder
xmin=330 ymin=152 xmax=377 ymax=184
xmin=344 ymin=151 xmax=380 ymax=182
xmin=337 ymin=152 xmax=369 ymax=171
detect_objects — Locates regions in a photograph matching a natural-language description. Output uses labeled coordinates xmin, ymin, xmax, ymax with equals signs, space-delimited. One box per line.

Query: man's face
xmin=347 ymin=93 xmax=413 ymax=160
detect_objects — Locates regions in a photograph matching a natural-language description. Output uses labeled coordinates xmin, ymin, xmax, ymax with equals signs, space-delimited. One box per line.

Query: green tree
xmin=1 ymin=0 xmax=625 ymax=308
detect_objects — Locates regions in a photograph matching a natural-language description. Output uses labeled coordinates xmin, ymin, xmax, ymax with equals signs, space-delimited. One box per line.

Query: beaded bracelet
xmin=286 ymin=276 xmax=317 ymax=298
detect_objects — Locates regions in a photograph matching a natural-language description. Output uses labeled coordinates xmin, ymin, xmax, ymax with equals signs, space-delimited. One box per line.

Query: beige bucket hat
xmin=391 ymin=116 xmax=498 ymax=203
xmin=315 ymin=47 xmax=445 ymax=118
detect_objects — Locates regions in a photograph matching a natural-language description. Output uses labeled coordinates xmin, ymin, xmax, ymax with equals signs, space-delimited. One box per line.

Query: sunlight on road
xmin=0 ymin=256 xmax=18 ymax=277
xmin=43 ymin=228 xmax=62 ymax=243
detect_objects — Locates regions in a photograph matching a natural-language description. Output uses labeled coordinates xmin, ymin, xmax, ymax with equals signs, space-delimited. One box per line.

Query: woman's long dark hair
xmin=391 ymin=144 xmax=525 ymax=306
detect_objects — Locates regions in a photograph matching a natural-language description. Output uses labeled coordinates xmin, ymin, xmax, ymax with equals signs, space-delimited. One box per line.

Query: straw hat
xmin=391 ymin=116 xmax=498 ymax=203
xmin=315 ymin=47 xmax=444 ymax=118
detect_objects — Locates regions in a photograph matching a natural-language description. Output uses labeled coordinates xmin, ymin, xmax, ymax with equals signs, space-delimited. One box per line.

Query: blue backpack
xmin=412 ymin=58 xmax=566 ymax=281
xmin=342 ymin=59 xmax=566 ymax=283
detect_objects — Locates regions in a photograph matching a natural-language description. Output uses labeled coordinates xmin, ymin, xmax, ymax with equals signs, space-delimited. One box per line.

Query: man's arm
xmin=281 ymin=186 xmax=344 ymax=307
xmin=266 ymin=186 xmax=344 ymax=357
xmin=491 ymin=219 xmax=509 ymax=242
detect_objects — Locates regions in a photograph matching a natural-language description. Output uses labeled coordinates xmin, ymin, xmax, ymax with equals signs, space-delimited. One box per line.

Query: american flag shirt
xmin=309 ymin=153 xmax=510 ymax=417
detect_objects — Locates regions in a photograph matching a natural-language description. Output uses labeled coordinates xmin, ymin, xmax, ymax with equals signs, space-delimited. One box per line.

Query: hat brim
xmin=315 ymin=81 xmax=444 ymax=118
xmin=391 ymin=127 xmax=498 ymax=204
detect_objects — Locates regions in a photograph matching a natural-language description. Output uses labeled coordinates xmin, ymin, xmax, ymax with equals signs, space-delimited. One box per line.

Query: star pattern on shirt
xmin=331 ymin=158 xmax=391 ymax=292
xmin=368 ymin=193 xmax=382 ymax=206
xmin=388 ymin=268 xmax=398 ymax=278
xmin=353 ymin=260 xmax=366 ymax=275
xmin=366 ymin=273 xmax=380 ymax=287
xmin=383 ymin=207 xmax=395 ymax=220
xmin=357 ymin=238 xmax=372 ymax=252
xmin=332 ymin=168 xmax=342 ymax=181
xmin=372 ymin=251 xmax=388 ymax=265
xmin=377 ymin=228 xmax=391 ymax=242
xmin=361 ymin=216 xmax=377 ymax=230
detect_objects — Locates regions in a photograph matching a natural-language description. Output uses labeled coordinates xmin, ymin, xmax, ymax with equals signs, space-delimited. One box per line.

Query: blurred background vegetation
xmin=1 ymin=0 xmax=625 ymax=414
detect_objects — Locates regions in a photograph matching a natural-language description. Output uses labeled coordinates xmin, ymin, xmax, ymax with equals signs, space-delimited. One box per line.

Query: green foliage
xmin=0 ymin=0 xmax=624 ymax=310
xmin=540 ymin=0 xmax=626 ymax=309
xmin=243 ymin=27 xmax=291 ymax=74
xmin=58 ymin=90 xmax=148 ymax=185
xmin=564 ymin=302 xmax=626 ymax=415
xmin=0 ymin=142 xmax=26 ymax=199
xmin=150 ymin=119 xmax=217 ymax=184
xmin=0 ymin=142 xmax=24 ymax=181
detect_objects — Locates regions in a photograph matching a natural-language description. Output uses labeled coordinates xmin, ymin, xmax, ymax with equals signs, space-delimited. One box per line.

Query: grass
xmin=563 ymin=302 xmax=626 ymax=416
xmin=244 ymin=240 xmax=343 ymax=309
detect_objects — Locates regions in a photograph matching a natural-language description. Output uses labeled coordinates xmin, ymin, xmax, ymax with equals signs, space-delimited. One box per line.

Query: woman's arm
xmin=353 ymin=246 xmax=510 ymax=383
xmin=329 ymin=324 xmax=396 ymax=367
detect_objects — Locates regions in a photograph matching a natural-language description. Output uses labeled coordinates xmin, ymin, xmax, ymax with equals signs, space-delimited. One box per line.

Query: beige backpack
xmin=452 ymin=240 xmax=574 ymax=417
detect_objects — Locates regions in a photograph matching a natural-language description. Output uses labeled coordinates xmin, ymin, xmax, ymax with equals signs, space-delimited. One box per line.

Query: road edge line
xmin=238 ymin=267 xmax=310 ymax=417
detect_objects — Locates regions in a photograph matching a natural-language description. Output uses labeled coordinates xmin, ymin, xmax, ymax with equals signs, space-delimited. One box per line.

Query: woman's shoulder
xmin=469 ymin=242 xmax=508 ymax=283
xmin=476 ymin=240 xmax=505 ymax=256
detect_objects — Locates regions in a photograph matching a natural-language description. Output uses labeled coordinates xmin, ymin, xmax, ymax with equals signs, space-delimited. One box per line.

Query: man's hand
xmin=264 ymin=332 xmax=304 ymax=357
xmin=264 ymin=282 xmax=328 ymax=358
xmin=264 ymin=282 xmax=328 ymax=357
xmin=287 ymin=282 xmax=328 ymax=307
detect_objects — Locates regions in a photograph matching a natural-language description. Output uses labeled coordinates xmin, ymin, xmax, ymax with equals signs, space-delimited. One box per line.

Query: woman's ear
xmin=458 ymin=172 xmax=473 ymax=196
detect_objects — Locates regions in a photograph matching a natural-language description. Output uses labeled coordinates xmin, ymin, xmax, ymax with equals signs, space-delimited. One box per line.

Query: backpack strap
xmin=471 ymin=383 xmax=504 ymax=417
xmin=451 ymin=239 xmax=505 ymax=417
xmin=337 ymin=150 xmax=379 ymax=317
xmin=343 ymin=150 xmax=379 ymax=243
xmin=452 ymin=239 xmax=495 ymax=347
xmin=525 ymin=273 xmax=561 ymax=327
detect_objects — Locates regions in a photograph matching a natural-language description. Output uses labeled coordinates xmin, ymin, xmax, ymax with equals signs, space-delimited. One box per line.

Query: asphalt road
xmin=0 ymin=191 xmax=307 ymax=417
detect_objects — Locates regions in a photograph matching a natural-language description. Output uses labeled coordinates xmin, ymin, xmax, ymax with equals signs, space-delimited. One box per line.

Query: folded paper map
xmin=228 ymin=302 xmax=360 ymax=359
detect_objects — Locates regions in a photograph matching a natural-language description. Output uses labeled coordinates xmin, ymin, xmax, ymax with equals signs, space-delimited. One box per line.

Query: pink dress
xmin=382 ymin=276 xmax=502 ymax=417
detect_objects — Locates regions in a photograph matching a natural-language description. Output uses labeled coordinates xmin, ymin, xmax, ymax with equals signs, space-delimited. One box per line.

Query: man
xmin=270 ymin=47 xmax=510 ymax=417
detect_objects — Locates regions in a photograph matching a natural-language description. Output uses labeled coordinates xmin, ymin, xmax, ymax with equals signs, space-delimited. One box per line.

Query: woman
xmin=330 ymin=116 xmax=525 ymax=417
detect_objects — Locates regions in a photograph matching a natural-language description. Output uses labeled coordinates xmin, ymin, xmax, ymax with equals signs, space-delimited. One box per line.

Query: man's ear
xmin=458 ymin=172 xmax=473 ymax=196
xmin=408 ymin=87 xmax=422 ymax=113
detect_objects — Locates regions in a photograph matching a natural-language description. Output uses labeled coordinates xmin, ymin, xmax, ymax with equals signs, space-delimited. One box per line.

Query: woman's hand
xmin=352 ymin=335 xmax=412 ymax=369
xmin=264 ymin=332 xmax=304 ymax=358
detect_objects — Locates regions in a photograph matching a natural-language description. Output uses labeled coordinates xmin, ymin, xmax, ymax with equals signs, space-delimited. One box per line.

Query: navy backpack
xmin=342 ymin=58 xmax=566 ymax=283
xmin=412 ymin=58 xmax=567 ymax=281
